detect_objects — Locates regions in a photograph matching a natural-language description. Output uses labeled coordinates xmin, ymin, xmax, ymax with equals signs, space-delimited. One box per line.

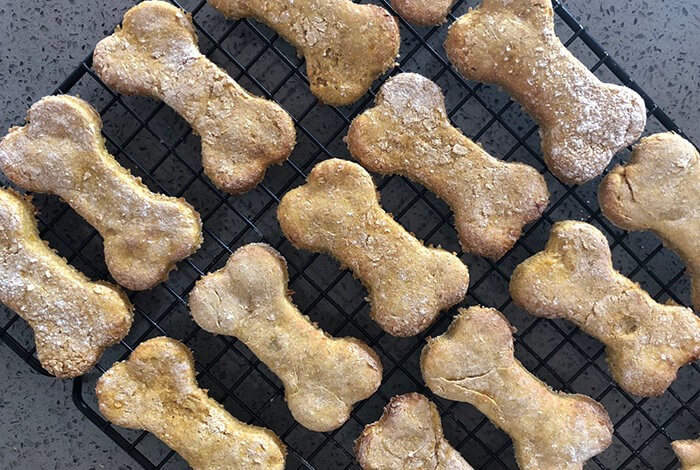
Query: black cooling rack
xmin=1 ymin=0 xmax=698 ymax=468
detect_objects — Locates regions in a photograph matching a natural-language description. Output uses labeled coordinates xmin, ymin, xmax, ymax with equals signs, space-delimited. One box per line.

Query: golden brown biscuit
xmin=391 ymin=0 xmax=456 ymax=26
xmin=421 ymin=306 xmax=613 ymax=470
xmin=208 ymin=0 xmax=400 ymax=106
xmin=600 ymin=133 xmax=700 ymax=309
xmin=277 ymin=158 xmax=470 ymax=337
xmin=674 ymin=438 xmax=700 ymax=470
xmin=445 ymin=0 xmax=646 ymax=185
xmin=93 ymin=0 xmax=296 ymax=194
xmin=0 ymin=188 xmax=133 ymax=378
xmin=347 ymin=73 xmax=549 ymax=259
xmin=189 ymin=243 xmax=382 ymax=432
xmin=96 ymin=337 xmax=286 ymax=470
xmin=355 ymin=393 xmax=473 ymax=470
xmin=509 ymin=220 xmax=700 ymax=397
xmin=0 ymin=95 xmax=202 ymax=291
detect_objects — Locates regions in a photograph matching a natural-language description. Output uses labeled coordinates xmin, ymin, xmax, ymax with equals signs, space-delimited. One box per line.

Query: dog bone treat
xmin=277 ymin=159 xmax=470 ymax=337
xmin=600 ymin=133 xmax=700 ymax=309
xmin=391 ymin=0 xmax=455 ymax=26
xmin=93 ymin=1 xmax=296 ymax=195
xmin=189 ymin=243 xmax=382 ymax=432
xmin=97 ymin=337 xmax=286 ymax=470
xmin=355 ymin=393 xmax=473 ymax=470
xmin=421 ymin=306 xmax=613 ymax=470
xmin=208 ymin=0 xmax=400 ymax=106
xmin=0 ymin=95 xmax=202 ymax=291
xmin=347 ymin=73 xmax=549 ymax=259
xmin=445 ymin=0 xmax=646 ymax=185
xmin=674 ymin=438 xmax=700 ymax=470
xmin=0 ymin=189 xmax=133 ymax=377
xmin=510 ymin=221 xmax=700 ymax=397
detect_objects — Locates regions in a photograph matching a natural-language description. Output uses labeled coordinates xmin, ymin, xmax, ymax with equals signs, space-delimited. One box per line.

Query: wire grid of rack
xmin=1 ymin=0 xmax=698 ymax=468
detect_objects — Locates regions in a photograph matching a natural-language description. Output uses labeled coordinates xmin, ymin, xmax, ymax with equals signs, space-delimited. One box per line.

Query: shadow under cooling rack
xmin=1 ymin=0 xmax=698 ymax=469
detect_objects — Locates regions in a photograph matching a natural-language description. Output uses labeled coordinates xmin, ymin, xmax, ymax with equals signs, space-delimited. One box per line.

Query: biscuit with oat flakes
xmin=0 ymin=188 xmax=133 ymax=378
xmin=347 ymin=73 xmax=549 ymax=259
xmin=445 ymin=0 xmax=646 ymax=185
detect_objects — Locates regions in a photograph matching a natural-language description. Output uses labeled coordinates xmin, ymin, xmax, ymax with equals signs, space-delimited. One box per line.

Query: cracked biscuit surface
xmin=96 ymin=337 xmax=286 ymax=470
xmin=600 ymin=132 xmax=700 ymax=309
xmin=93 ymin=0 xmax=296 ymax=195
xmin=347 ymin=73 xmax=549 ymax=259
xmin=421 ymin=306 xmax=613 ymax=470
xmin=277 ymin=158 xmax=470 ymax=337
xmin=445 ymin=0 xmax=646 ymax=185
xmin=355 ymin=393 xmax=473 ymax=470
xmin=189 ymin=243 xmax=382 ymax=432
xmin=510 ymin=221 xmax=700 ymax=397
xmin=0 ymin=188 xmax=133 ymax=378
xmin=208 ymin=0 xmax=400 ymax=106
xmin=0 ymin=95 xmax=202 ymax=291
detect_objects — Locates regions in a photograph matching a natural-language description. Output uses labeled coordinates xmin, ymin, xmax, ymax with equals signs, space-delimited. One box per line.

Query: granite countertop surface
xmin=0 ymin=1 xmax=698 ymax=469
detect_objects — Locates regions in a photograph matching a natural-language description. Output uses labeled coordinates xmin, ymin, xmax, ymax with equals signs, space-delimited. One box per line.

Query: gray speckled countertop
xmin=0 ymin=1 xmax=697 ymax=469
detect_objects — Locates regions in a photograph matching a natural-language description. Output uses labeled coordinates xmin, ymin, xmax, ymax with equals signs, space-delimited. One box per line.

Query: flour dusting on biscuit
xmin=510 ymin=221 xmax=700 ymax=397
xmin=209 ymin=0 xmax=400 ymax=106
xmin=93 ymin=0 xmax=296 ymax=194
xmin=600 ymin=132 xmax=700 ymax=309
xmin=277 ymin=159 xmax=469 ymax=337
xmin=97 ymin=337 xmax=286 ymax=470
xmin=445 ymin=0 xmax=646 ymax=185
xmin=0 ymin=189 xmax=133 ymax=378
xmin=421 ymin=306 xmax=613 ymax=470
xmin=189 ymin=243 xmax=382 ymax=432
xmin=347 ymin=73 xmax=549 ymax=259
xmin=0 ymin=95 xmax=203 ymax=291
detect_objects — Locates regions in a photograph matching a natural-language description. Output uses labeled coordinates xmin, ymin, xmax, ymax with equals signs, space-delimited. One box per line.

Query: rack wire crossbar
xmin=1 ymin=0 xmax=698 ymax=469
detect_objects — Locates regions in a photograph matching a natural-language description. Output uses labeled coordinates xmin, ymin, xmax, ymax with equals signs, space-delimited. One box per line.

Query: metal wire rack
xmin=1 ymin=0 xmax=698 ymax=468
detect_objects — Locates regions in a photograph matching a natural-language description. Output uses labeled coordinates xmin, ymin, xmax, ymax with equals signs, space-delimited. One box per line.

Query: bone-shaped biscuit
xmin=391 ymin=0 xmax=456 ymax=26
xmin=347 ymin=73 xmax=549 ymax=259
xmin=674 ymin=438 xmax=700 ymax=470
xmin=509 ymin=220 xmax=700 ymax=397
xmin=93 ymin=0 xmax=296 ymax=194
xmin=421 ymin=306 xmax=613 ymax=470
xmin=277 ymin=159 xmax=470 ymax=337
xmin=0 ymin=95 xmax=203 ymax=291
xmin=355 ymin=393 xmax=473 ymax=470
xmin=0 ymin=188 xmax=133 ymax=377
xmin=96 ymin=337 xmax=286 ymax=470
xmin=600 ymin=133 xmax=700 ymax=309
xmin=208 ymin=0 xmax=400 ymax=106
xmin=444 ymin=0 xmax=646 ymax=185
xmin=189 ymin=243 xmax=382 ymax=432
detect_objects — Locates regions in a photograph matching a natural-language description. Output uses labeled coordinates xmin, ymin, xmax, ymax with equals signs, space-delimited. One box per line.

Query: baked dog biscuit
xmin=0 ymin=188 xmax=133 ymax=378
xmin=421 ymin=306 xmax=613 ymax=470
xmin=96 ymin=337 xmax=286 ymax=470
xmin=347 ymin=73 xmax=549 ymax=259
xmin=510 ymin=221 xmax=700 ymax=397
xmin=600 ymin=133 xmax=700 ymax=309
xmin=208 ymin=0 xmax=400 ymax=106
xmin=0 ymin=95 xmax=202 ymax=291
xmin=674 ymin=438 xmax=700 ymax=470
xmin=391 ymin=0 xmax=456 ymax=26
xmin=445 ymin=0 xmax=646 ymax=185
xmin=93 ymin=1 xmax=296 ymax=194
xmin=355 ymin=393 xmax=473 ymax=470
xmin=277 ymin=159 xmax=470 ymax=337
xmin=189 ymin=243 xmax=382 ymax=432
